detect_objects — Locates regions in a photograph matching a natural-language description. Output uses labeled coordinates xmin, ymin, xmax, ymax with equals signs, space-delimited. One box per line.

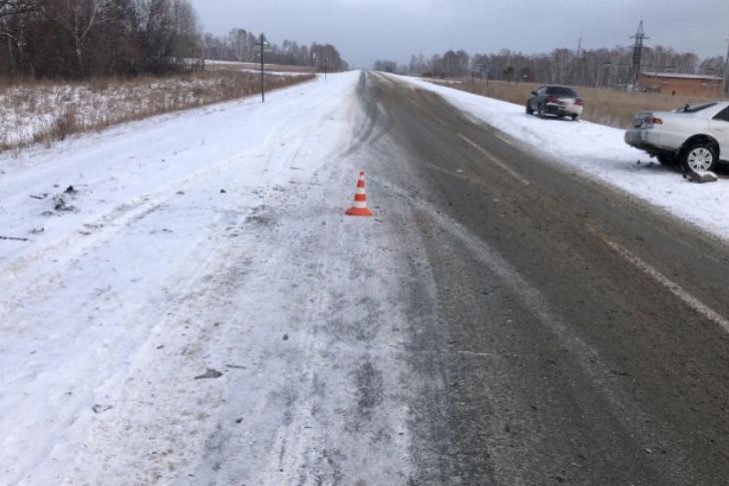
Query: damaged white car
xmin=624 ymin=101 xmax=729 ymax=172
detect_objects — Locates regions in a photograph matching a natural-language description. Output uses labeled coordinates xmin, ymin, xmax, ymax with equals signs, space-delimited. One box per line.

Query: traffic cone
xmin=346 ymin=171 xmax=374 ymax=217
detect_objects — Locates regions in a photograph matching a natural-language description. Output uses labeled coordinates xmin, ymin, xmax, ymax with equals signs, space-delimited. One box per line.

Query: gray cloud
xmin=191 ymin=0 xmax=729 ymax=67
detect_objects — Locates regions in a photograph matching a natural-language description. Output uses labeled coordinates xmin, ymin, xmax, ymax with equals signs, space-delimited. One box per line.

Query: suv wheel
xmin=537 ymin=104 xmax=545 ymax=118
xmin=526 ymin=102 xmax=534 ymax=115
xmin=681 ymin=143 xmax=717 ymax=172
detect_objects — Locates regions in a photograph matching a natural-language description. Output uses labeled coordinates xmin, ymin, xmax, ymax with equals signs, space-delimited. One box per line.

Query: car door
xmin=710 ymin=106 xmax=729 ymax=160
xmin=533 ymin=87 xmax=545 ymax=108
xmin=529 ymin=88 xmax=542 ymax=109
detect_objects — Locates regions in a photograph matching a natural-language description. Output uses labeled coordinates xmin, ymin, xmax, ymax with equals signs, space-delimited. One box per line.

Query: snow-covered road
xmin=4 ymin=70 xmax=729 ymax=485
xmin=1 ymin=72 xmax=421 ymax=484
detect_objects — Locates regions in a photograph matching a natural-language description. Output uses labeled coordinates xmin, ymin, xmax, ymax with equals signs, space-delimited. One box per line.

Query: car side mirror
xmin=531 ymin=91 xmax=537 ymax=96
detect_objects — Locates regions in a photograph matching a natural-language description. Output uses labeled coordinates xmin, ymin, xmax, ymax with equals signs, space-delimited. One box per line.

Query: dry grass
xmin=431 ymin=78 xmax=729 ymax=129
xmin=205 ymin=60 xmax=317 ymax=74
xmin=0 ymin=69 xmax=314 ymax=155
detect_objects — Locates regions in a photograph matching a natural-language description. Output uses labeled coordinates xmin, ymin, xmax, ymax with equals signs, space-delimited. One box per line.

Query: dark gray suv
xmin=526 ymin=85 xmax=584 ymax=121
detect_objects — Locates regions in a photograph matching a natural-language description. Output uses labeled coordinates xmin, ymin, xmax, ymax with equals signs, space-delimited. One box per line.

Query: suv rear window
xmin=678 ymin=102 xmax=718 ymax=113
xmin=545 ymin=87 xmax=577 ymax=97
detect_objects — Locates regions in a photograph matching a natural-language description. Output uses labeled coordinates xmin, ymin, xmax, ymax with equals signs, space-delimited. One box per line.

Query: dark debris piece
xmin=194 ymin=368 xmax=223 ymax=380
xmin=92 ymin=404 xmax=113 ymax=414
xmin=53 ymin=196 xmax=76 ymax=212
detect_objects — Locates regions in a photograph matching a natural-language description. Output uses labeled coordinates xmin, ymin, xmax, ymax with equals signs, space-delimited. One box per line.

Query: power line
xmin=630 ymin=21 xmax=649 ymax=90
xmin=724 ymin=34 xmax=729 ymax=96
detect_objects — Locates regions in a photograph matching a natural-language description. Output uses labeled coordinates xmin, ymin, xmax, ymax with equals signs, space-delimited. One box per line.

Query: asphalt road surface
xmin=357 ymin=72 xmax=729 ymax=485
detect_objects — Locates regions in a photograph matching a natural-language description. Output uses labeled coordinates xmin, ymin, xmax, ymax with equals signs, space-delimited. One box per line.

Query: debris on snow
xmin=52 ymin=196 xmax=76 ymax=213
xmin=0 ymin=235 xmax=30 ymax=242
xmin=92 ymin=404 xmax=113 ymax=414
xmin=194 ymin=368 xmax=223 ymax=380
xmin=683 ymin=170 xmax=718 ymax=184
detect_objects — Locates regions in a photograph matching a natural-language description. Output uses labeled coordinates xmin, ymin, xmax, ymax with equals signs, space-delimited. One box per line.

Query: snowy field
xmin=205 ymin=59 xmax=316 ymax=77
xmin=389 ymin=74 xmax=729 ymax=242
xmin=0 ymin=71 xmax=312 ymax=151
xmin=0 ymin=71 xmax=419 ymax=484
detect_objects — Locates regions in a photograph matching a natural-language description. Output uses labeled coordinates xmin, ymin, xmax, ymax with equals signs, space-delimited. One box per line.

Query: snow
xmin=0 ymin=72 xmax=311 ymax=149
xmin=205 ymin=59 xmax=315 ymax=77
xmin=238 ymin=68 xmax=313 ymax=77
xmin=0 ymin=71 xmax=418 ymax=484
xmin=641 ymin=71 xmax=724 ymax=81
xmin=388 ymin=74 xmax=729 ymax=241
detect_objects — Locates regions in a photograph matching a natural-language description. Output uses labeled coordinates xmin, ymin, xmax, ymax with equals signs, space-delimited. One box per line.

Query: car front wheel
xmin=537 ymin=104 xmax=545 ymax=118
xmin=681 ymin=144 xmax=717 ymax=172
xmin=526 ymin=102 xmax=534 ymax=115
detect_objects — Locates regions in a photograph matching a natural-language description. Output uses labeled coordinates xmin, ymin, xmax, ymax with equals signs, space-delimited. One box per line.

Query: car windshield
xmin=545 ymin=87 xmax=577 ymax=97
xmin=676 ymin=102 xmax=718 ymax=113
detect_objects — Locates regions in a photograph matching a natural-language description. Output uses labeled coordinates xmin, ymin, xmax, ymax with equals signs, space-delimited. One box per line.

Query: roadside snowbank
xmin=0 ymin=71 xmax=417 ymax=485
xmin=389 ymin=74 xmax=729 ymax=241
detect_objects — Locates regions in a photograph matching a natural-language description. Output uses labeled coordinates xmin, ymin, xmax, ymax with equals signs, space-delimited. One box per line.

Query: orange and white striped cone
xmin=346 ymin=170 xmax=374 ymax=217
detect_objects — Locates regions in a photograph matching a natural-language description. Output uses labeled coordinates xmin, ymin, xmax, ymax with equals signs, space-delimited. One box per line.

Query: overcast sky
xmin=191 ymin=0 xmax=729 ymax=68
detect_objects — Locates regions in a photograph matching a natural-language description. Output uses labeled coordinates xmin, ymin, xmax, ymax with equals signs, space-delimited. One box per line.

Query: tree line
xmin=0 ymin=0 xmax=201 ymax=78
xmin=203 ymin=29 xmax=347 ymax=71
xmin=376 ymin=45 xmax=726 ymax=89
xmin=0 ymin=0 xmax=348 ymax=79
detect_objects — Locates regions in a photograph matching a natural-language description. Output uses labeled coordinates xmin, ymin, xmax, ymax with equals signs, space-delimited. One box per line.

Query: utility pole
xmin=575 ymin=33 xmax=584 ymax=85
xmin=482 ymin=64 xmax=490 ymax=88
xmin=472 ymin=63 xmax=486 ymax=92
xmin=724 ymin=34 xmax=729 ymax=96
xmin=577 ymin=34 xmax=583 ymax=58
xmin=630 ymin=21 xmax=649 ymax=91
xmin=254 ymin=33 xmax=269 ymax=102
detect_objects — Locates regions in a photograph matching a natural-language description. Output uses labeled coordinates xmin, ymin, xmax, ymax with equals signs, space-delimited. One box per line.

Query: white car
xmin=624 ymin=101 xmax=729 ymax=172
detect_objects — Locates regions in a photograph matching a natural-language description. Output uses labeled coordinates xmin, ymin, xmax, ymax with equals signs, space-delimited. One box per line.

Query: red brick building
xmin=638 ymin=71 xmax=724 ymax=98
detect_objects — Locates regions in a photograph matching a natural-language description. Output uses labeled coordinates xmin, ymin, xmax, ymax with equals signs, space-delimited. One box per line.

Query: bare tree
xmin=0 ymin=2 xmax=344 ymax=79
xmin=0 ymin=0 xmax=40 ymax=74
xmin=44 ymin=0 xmax=110 ymax=74
xmin=0 ymin=0 xmax=40 ymax=19
xmin=413 ymin=44 xmax=716 ymax=91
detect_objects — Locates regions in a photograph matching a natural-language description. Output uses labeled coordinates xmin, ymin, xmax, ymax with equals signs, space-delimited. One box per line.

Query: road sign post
xmin=255 ymin=34 xmax=270 ymax=102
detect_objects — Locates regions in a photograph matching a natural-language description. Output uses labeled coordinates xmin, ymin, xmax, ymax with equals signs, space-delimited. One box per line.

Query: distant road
xmin=360 ymin=71 xmax=729 ymax=484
